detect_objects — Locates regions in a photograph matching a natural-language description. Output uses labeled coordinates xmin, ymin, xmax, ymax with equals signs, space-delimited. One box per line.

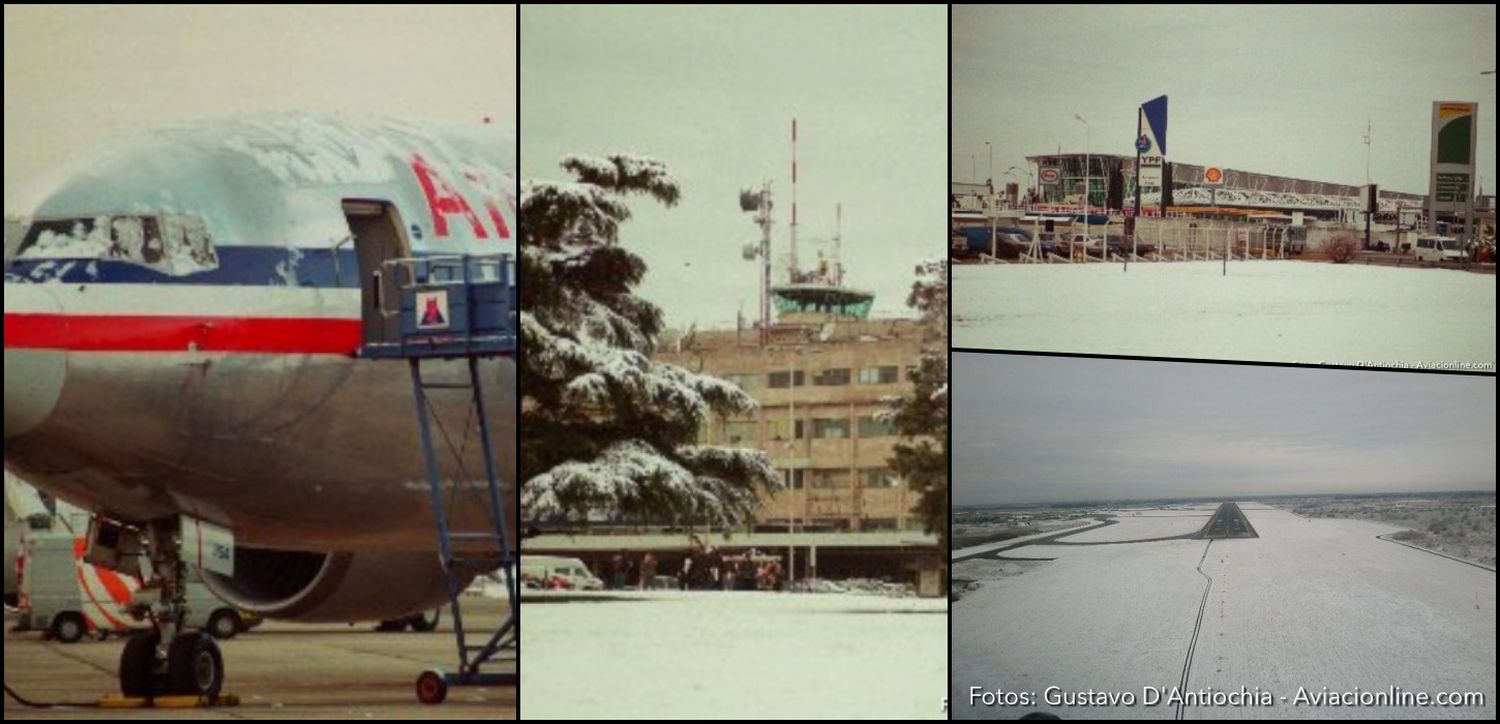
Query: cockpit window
xmin=16 ymin=214 xmax=218 ymax=276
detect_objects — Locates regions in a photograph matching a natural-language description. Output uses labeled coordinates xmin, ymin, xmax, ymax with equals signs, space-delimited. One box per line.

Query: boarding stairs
xmin=361 ymin=253 xmax=519 ymax=704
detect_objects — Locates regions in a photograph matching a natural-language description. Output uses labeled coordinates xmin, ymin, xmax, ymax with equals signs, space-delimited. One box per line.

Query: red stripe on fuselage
xmin=4 ymin=313 xmax=361 ymax=354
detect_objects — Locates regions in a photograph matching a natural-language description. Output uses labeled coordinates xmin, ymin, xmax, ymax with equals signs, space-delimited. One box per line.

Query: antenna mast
xmin=1363 ymin=116 xmax=1371 ymax=185
xmin=789 ymin=117 xmax=799 ymax=284
xmin=833 ymin=203 xmax=842 ymax=286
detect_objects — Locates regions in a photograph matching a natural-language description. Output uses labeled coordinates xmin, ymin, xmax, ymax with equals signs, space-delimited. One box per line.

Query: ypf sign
xmin=1429 ymin=101 xmax=1478 ymax=213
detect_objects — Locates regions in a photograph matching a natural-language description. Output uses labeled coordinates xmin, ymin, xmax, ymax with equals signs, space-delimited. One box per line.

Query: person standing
xmin=610 ymin=549 xmax=627 ymax=590
xmin=639 ymin=552 xmax=658 ymax=590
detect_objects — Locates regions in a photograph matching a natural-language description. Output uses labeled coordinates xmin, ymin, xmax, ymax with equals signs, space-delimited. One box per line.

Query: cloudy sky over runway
xmin=955 ymin=353 xmax=1497 ymax=505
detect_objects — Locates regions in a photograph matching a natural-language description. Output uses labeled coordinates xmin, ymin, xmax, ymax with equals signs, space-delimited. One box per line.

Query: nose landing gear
xmin=113 ymin=519 xmax=226 ymax=700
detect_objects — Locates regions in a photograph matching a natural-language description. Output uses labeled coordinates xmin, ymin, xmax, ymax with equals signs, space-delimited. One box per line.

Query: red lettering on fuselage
xmin=463 ymin=171 xmax=512 ymax=240
xmin=410 ymin=153 xmax=488 ymax=239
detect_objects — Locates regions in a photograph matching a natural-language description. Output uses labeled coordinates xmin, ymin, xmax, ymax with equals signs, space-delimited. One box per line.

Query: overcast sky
xmin=953 ymin=5 xmax=1497 ymax=196
xmin=521 ymin=5 xmax=946 ymax=329
xmin=955 ymin=353 xmax=1497 ymax=506
xmin=4 ymin=5 xmax=516 ymax=214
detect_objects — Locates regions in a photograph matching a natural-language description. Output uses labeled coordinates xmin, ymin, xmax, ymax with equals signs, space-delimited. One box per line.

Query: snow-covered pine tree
xmin=887 ymin=258 xmax=949 ymax=550
xmin=520 ymin=154 xmax=780 ymax=527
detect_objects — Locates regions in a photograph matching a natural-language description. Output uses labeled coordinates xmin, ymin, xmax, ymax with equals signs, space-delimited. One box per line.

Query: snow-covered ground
xmin=954 ymin=540 xmax=1211 ymax=719
xmin=1057 ymin=513 xmax=1211 ymax=542
xmin=522 ymin=591 xmax=948 ymax=719
xmin=952 ymin=505 xmax=1496 ymax=720
xmin=1187 ymin=508 xmax=1495 ymax=719
xmin=952 ymin=518 xmax=1102 ymax=560
xmin=953 ymin=262 xmax=1496 ymax=368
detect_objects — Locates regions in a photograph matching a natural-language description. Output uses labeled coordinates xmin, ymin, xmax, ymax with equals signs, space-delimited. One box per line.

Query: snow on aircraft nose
xmin=4 ymin=284 xmax=66 ymax=439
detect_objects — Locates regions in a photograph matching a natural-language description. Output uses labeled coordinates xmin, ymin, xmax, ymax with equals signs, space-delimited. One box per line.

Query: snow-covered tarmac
xmin=954 ymin=506 xmax=1496 ymax=720
xmin=523 ymin=591 xmax=947 ymax=719
xmin=953 ymin=262 xmax=1496 ymax=368
xmin=1060 ymin=512 xmax=1212 ymax=542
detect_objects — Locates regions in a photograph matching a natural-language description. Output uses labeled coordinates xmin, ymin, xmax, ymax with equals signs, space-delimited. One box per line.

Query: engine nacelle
xmin=199 ymin=547 xmax=480 ymax=623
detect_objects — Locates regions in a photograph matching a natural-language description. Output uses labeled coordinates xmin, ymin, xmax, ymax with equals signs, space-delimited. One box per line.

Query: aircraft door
xmin=343 ymin=201 xmax=412 ymax=346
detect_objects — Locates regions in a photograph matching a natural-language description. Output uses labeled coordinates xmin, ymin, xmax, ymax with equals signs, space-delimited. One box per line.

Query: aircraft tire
xmin=120 ymin=630 xmax=161 ymax=697
xmin=167 ymin=632 xmax=224 ymax=698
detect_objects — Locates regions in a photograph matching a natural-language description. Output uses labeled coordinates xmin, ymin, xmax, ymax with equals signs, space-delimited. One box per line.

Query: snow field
xmin=1057 ymin=513 xmax=1212 ymax=542
xmin=522 ymin=591 xmax=948 ymax=719
xmin=953 ymin=518 xmax=1101 ymax=560
xmin=953 ymin=262 xmax=1496 ymax=367
xmin=1186 ymin=508 xmax=1496 ymax=719
xmin=953 ymin=540 xmax=1211 ymax=719
xmin=952 ymin=505 xmax=1496 ymax=720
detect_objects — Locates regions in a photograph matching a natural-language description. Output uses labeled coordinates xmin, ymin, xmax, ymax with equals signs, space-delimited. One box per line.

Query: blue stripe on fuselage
xmin=10 ymin=247 xmax=372 ymax=288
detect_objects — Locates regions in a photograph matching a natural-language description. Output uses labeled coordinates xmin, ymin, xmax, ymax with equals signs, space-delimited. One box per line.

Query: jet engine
xmin=198 ymin=547 xmax=484 ymax=622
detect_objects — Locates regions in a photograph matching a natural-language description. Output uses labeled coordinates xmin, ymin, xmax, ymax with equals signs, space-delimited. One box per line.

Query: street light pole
xmin=986 ymin=141 xmax=993 ymax=188
xmin=1075 ymin=114 xmax=1090 ymax=259
xmin=1008 ymin=165 xmax=1035 ymax=206
xmin=786 ymin=350 xmax=797 ymax=588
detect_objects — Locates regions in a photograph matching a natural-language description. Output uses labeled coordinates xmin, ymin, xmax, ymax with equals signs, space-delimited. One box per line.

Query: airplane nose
xmin=4 ymin=284 xmax=66 ymax=440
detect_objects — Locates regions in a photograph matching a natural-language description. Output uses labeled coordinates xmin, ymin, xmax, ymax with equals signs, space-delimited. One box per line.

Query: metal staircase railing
xmin=361 ymin=253 xmax=518 ymax=704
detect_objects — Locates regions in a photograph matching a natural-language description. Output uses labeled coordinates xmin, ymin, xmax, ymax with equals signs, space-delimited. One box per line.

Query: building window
xmin=857 ymin=415 xmax=897 ymax=438
xmin=862 ymin=518 xmax=898 ymax=532
xmin=809 ymin=469 xmax=851 ymax=488
xmin=786 ymin=469 xmax=805 ymax=489
xmin=811 ymin=368 xmax=851 ymax=386
xmin=725 ymin=373 xmax=760 ymax=391
xmin=767 ymin=370 xmax=805 ymax=389
xmin=858 ymin=366 xmax=900 ymax=384
xmin=812 ymin=418 xmax=849 ymax=439
xmin=861 ymin=468 xmax=900 ymax=488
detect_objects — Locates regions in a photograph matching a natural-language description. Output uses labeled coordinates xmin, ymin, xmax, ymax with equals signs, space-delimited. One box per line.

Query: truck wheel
xmin=50 ymin=612 xmax=86 ymax=643
xmin=409 ymin=608 xmax=441 ymax=632
xmin=207 ymin=609 xmax=242 ymax=640
xmin=166 ymin=632 xmax=223 ymax=698
xmin=120 ymin=630 xmax=161 ymax=697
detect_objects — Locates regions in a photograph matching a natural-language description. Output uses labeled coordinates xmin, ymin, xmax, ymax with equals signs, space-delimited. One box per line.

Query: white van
xmin=15 ymin=530 xmax=259 ymax=642
xmin=1413 ymin=234 xmax=1464 ymax=262
xmin=519 ymin=555 xmax=604 ymax=591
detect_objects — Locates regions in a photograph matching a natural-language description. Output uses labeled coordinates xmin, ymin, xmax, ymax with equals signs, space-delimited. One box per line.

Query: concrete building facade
xmin=657 ymin=315 xmax=930 ymax=534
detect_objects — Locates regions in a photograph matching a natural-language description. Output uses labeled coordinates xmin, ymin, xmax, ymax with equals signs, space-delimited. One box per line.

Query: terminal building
xmin=953 ymin=153 xmax=1433 ymax=222
xmin=1027 ymin=153 xmax=1425 ymax=219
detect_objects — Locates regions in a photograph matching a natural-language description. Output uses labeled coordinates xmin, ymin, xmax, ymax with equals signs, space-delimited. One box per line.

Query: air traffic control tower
xmin=770 ymin=278 xmax=875 ymax=322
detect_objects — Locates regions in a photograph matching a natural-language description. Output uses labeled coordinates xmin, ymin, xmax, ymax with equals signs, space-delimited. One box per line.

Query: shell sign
xmin=1204 ymin=167 xmax=1225 ymax=186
